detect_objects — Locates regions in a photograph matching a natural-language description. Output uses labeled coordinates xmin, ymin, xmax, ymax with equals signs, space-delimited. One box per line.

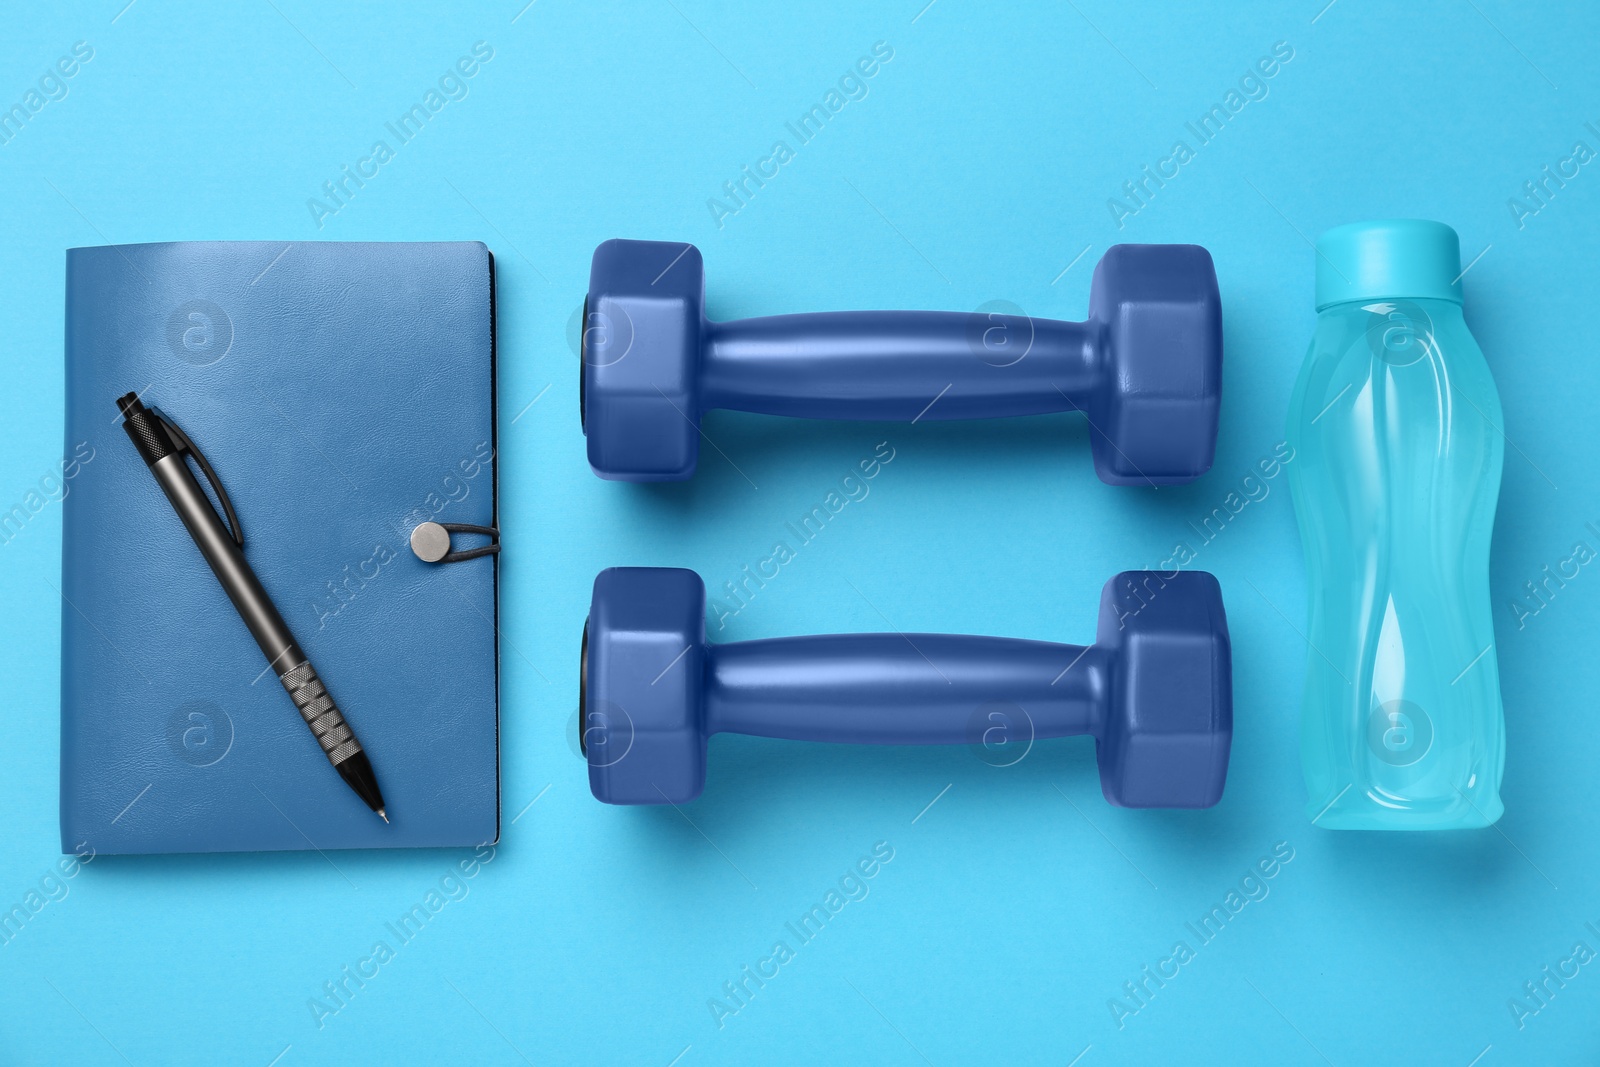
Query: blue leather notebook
xmin=61 ymin=241 xmax=499 ymax=854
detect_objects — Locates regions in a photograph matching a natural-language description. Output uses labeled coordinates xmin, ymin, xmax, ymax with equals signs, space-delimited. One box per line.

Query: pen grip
xmin=281 ymin=662 xmax=363 ymax=767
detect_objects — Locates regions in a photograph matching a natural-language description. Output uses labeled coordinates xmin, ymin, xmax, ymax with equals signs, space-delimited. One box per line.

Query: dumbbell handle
xmin=703 ymin=634 xmax=1106 ymax=743
xmin=701 ymin=312 xmax=1102 ymax=420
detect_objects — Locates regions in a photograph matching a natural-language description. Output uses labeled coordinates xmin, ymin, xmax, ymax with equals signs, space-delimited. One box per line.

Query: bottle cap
xmin=1314 ymin=219 xmax=1463 ymax=310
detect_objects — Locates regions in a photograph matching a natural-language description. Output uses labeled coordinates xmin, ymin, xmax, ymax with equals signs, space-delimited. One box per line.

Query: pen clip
xmin=155 ymin=410 xmax=244 ymax=548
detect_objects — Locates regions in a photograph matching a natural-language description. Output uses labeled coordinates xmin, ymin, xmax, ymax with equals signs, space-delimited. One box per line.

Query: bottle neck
xmin=1315 ymin=296 xmax=1469 ymax=371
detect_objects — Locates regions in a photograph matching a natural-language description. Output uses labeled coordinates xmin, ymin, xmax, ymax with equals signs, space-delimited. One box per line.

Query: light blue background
xmin=3 ymin=1 xmax=1598 ymax=1063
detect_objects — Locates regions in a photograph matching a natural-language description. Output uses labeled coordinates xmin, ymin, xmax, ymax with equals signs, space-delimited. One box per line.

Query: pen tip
xmin=377 ymin=809 xmax=389 ymax=824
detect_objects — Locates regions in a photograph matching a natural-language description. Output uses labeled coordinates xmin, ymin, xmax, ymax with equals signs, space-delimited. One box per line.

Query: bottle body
xmin=1287 ymin=298 xmax=1505 ymax=829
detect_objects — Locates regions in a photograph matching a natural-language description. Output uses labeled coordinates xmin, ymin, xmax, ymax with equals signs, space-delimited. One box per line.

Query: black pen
xmin=117 ymin=392 xmax=388 ymax=822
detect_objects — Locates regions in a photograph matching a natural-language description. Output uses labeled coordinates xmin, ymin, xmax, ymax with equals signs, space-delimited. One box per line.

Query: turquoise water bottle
xmin=1287 ymin=220 xmax=1506 ymax=829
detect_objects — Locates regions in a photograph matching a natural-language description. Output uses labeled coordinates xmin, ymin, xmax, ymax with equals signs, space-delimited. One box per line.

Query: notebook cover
xmin=60 ymin=241 xmax=499 ymax=854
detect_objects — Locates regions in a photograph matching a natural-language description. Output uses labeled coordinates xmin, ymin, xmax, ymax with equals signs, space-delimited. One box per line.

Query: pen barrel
xmin=150 ymin=455 xmax=364 ymax=771
xmin=280 ymin=661 xmax=364 ymax=767
xmin=149 ymin=453 xmax=300 ymax=663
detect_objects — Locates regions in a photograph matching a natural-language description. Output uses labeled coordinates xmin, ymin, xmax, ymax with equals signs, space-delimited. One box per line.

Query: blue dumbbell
xmin=580 ymin=239 xmax=1222 ymax=484
xmin=580 ymin=567 xmax=1233 ymax=808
